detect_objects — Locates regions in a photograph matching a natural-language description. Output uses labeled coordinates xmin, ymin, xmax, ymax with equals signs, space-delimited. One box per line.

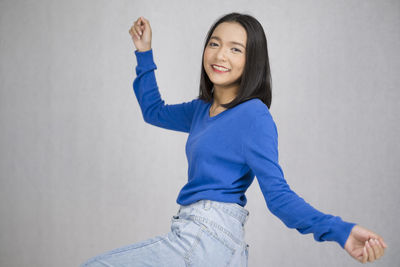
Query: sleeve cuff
xmin=328 ymin=217 xmax=357 ymax=249
xmin=134 ymin=48 xmax=155 ymax=66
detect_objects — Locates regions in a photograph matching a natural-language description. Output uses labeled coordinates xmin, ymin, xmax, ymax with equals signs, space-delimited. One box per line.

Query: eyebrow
xmin=209 ymin=36 xmax=246 ymax=49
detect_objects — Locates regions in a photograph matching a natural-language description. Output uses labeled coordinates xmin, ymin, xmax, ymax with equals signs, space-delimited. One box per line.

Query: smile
xmin=212 ymin=65 xmax=230 ymax=73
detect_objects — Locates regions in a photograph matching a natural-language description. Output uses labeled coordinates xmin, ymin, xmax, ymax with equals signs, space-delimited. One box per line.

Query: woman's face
xmin=203 ymin=22 xmax=247 ymax=90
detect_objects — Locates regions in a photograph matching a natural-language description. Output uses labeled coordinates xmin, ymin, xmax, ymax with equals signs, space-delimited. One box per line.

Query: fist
xmin=344 ymin=224 xmax=388 ymax=264
xmin=129 ymin=16 xmax=152 ymax=52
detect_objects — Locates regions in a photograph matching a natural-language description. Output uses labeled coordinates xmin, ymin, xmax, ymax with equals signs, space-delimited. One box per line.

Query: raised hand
xmin=344 ymin=224 xmax=388 ymax=263
xmin=129 ymin=16 xmax=152 ymax=52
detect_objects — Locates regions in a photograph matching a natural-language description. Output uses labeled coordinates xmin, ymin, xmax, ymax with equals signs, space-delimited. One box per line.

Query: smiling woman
xmin=203 ymin=22 xmax=247 ymax=112
xmin=80 ymin=12 xmax=387 ymax=267
xmin=196 ymin=12 xmax=273 ymax=116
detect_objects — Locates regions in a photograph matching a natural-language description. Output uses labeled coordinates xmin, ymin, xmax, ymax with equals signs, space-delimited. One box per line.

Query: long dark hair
xmin=198 ymin=12 xmax=273 ymax=109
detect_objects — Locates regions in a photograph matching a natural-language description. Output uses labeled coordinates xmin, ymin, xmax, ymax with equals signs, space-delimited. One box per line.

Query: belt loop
xmin=204 ymin=200 xmax=211 ymax=210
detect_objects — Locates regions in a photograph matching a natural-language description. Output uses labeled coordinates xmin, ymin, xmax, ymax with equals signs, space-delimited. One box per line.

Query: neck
xmin=212 ymin=84 xmax=239 ymax=106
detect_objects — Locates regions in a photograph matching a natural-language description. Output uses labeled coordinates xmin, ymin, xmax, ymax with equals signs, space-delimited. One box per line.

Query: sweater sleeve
xmin=242 ymin=111 xmax=357 ymax=249
xmin=133 ymin=48 xmax=197 ymax=133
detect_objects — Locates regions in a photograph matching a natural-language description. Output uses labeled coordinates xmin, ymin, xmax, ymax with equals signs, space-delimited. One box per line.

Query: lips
xmin=212 ymin=64 xmax=230 ymax=70
xmin=211 ymin=64 xmax=230 ymax=74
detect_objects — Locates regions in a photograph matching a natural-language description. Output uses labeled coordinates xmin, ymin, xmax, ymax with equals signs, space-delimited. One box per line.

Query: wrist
xmin=137 ymin=47 xmax=152 ymax=52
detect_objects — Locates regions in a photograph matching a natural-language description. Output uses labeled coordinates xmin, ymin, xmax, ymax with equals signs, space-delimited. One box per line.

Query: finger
xmin=375 ymin=239 xmax=384 ymax=259
xmin=133 ymin=18 xmax=141 ymax=32
xmin=134 ymin=30 xmax=141 ymax=40
xmin=370 ymin=239 xmax=381 ymax=260
xmin=362 ymin=246 xmax=368 ymax=264
xmin=133 ymin=18 xmax=143 ymax=35
xmin=366 ymin=240 xmax=376 ymax=262
xmin=138 ymin=16 xmax=147 ymax=31
xmin=135 ymin=17 xmax=144 ymax=28
xmin=376 ymin=238 xmax=387 ymax=252
xmin=375 ymin=239 xmax=385 ymax=259
xmin=368 ymin=231 xmax=387 ymax=248
xmin=139 ymin=16 xmax=147 ymax=26
xmin=133 ymin=18 xmax=145 ymax=36
xmin=138 ymin=17 xmax=149 ymax=30
xmin=129 ymin=27 xmax=141 ymax=40
xmin=134 ymin=23 xmax=143 ymax=36
xmin=377 ymin=237 xmax=388 ymax=249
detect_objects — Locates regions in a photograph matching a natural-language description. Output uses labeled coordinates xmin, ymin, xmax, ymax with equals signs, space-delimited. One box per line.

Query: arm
xmin=133 ymin=48 xmax=198 ymax=133
xmin=129 ymin=16 xmax=197 ymax=133
xmin=242 ymin=110 xmax=357 ymax=249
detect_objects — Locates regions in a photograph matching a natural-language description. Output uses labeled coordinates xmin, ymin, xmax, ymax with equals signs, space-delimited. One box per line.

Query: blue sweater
xmin=133 ymin=48 xmax=357 ymax=249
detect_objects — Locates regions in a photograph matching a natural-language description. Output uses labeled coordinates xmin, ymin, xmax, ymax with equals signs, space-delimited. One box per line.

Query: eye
xmin=208 ymin=42 xmax=242 ymax=53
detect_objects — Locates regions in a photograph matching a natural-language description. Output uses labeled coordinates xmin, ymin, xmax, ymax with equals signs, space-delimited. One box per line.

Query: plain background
xmin=0 ymin=0 xmax=399 ymax=266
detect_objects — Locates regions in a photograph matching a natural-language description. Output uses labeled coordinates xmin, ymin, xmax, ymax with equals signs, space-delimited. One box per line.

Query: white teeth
xmin=212 ymin=65 xmax=229 ymax=71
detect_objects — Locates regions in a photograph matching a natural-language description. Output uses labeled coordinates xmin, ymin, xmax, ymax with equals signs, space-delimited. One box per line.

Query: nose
xmin=216 ymin=48 xmax=227 ymax=62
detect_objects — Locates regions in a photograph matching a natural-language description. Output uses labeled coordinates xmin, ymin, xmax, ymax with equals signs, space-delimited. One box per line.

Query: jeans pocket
xmin=171 ymin=214 xmax=191 ymax=239
xmin=184 ymin=221 xmax=236 ymax=267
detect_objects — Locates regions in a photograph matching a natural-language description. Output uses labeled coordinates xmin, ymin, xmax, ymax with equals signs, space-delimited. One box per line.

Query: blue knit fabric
xmin=133 ymin=48 xmax=357 ymax=249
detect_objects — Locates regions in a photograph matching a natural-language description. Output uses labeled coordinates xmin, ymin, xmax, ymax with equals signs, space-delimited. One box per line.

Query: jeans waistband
xmin=179 ymin=199 xmax=250 ymax=225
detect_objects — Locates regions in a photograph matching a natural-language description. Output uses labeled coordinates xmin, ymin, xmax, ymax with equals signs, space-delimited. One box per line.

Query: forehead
xmin=211 ymin=22 xmax=247 ymax=46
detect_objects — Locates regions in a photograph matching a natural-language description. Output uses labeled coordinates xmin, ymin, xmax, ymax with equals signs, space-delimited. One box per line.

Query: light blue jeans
xmin=80 ymin=199 xmax=250 ymax=266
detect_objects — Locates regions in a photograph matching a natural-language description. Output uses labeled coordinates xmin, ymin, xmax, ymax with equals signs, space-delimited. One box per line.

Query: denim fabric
xmin=80 ymin=199 xmax=250 ymax=267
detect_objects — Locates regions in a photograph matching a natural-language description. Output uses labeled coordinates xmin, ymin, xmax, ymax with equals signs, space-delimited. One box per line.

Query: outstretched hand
xmin=344 ymin=225 xmax=388 ymax=263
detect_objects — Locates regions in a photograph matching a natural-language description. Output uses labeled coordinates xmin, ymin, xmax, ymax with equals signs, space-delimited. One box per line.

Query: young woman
xmin=81 ymin=12 xmax=387 ymax=266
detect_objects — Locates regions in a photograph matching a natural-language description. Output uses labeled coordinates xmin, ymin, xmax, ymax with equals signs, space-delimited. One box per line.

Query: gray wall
xmin=0 ymin=0 xmax=399 ymax=266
